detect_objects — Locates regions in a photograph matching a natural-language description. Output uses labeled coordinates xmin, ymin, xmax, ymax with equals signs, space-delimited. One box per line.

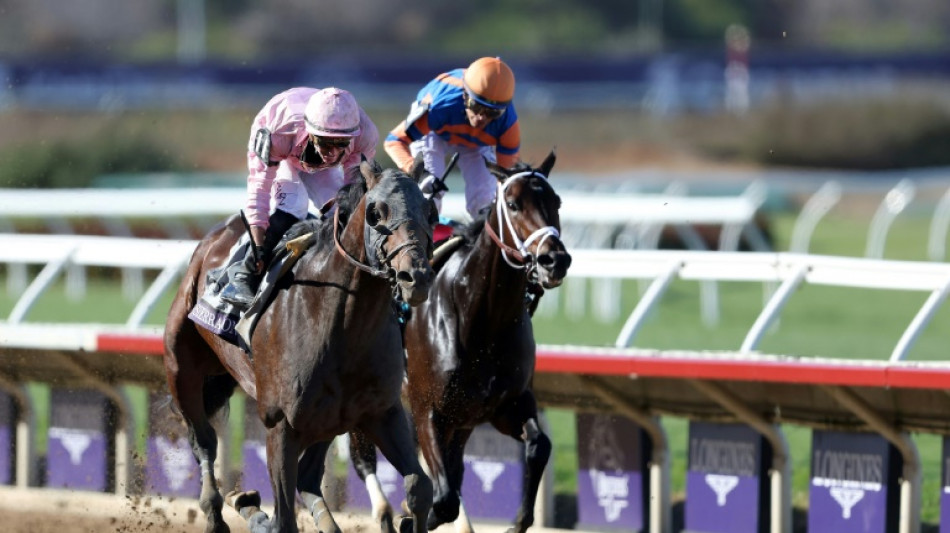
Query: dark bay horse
xmin=350 ymin=152 xmax=571 ymax=533
xmin=163 ymin=159 xmax=437 ymax=533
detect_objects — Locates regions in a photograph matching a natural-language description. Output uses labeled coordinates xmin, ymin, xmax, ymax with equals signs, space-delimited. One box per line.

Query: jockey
xmin=384 ymin=56 xmax=520 ymax=219
xmin=220 ymin=87 xmax=379 ymax=309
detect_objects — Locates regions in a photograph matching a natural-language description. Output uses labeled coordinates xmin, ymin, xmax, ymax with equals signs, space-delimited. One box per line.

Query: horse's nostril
xmin=537 ymin=254 xmax=555 ymax=268
xmin=396 ymin=270 xmax=415 ymax=285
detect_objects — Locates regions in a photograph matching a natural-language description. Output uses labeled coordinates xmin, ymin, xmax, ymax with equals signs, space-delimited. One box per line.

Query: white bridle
xmin=494 ymin=171 xmax=561 ymax=269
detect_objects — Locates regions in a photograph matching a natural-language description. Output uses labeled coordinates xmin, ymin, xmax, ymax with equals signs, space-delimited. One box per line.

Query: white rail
xmin=2 ymin=235 xmax=949 ymax=362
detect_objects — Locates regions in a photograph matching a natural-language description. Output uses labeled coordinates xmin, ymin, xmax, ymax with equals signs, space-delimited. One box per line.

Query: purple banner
xmin=46 ymin=389 xmax=111 ymax=491
xmin=243 ymin=399 xmax=273 ymax=504
xmin=685 ymin=422 xmax=768 ymax=533
xmin=459 ymin=424 xmax=523 ymax=521
xmin=942 ymin=436 xmax=950 ymax=533
xmin=0 ymin=393 xmax=13 ymax=485
xmin=809 ymin=430 xmax=900 ymax=533
xmin=145 ymin=393 xmax=200 ymax=498
xmin=576 ymin=413 xmax=648 ymax=531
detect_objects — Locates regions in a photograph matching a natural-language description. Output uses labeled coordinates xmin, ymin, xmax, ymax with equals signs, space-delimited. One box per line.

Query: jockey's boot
xmin=220 ymin=209 xmax=298 ymax=309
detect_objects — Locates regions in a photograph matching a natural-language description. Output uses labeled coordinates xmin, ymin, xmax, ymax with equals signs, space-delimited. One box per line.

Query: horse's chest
xmin=454 ymin=358 xmax=528 ymax=408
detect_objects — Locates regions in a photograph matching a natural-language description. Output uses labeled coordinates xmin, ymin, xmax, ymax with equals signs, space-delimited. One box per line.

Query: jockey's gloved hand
xmin=419 ymin=173 xmax=447 ymax=199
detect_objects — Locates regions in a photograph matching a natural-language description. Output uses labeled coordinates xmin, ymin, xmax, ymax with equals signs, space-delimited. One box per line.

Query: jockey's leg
xmin=220 ymin=209 xmax=297 ymax=309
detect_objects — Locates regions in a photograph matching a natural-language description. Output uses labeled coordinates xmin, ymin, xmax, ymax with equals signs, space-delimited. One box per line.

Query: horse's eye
xmin=506 ymin=201 xmax=518 ymax=211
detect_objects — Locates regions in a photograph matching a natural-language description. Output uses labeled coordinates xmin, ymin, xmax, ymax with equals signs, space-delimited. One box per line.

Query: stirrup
xmin=220 ymin=282 xmax=255 ymax=309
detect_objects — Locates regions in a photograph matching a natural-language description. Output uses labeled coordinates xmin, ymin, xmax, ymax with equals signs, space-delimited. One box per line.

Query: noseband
xmin=483 ymin=170 xmax=562 ymax=282
xmin=332 ymin=206 xmax=421 ymax=283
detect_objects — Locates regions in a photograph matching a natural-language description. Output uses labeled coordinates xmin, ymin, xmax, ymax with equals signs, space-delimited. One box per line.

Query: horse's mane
xmin=282 ymin=174 xmax=369 ymax=245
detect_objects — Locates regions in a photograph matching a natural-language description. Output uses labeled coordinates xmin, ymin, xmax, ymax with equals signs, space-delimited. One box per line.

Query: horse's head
xmin=359 ymin=157 xmax=438 ymax=306
xmin=487 ymin=150 xmax=572 ymax=289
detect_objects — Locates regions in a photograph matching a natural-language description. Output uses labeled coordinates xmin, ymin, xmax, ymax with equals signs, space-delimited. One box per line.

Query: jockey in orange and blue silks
xmin=220 ymin=86 xmax=379 ymax=309
xmin=385 ymin=57 xmax=520 ymax=219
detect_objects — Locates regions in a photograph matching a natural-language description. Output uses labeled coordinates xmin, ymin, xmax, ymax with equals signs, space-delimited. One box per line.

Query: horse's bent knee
xmin=429 ymin=489 xmax=460 ymax=527
xmin=527 ymin=431 xmax=552 ymax=470
xmin=406 ymin=473 xmax=433 ymax=506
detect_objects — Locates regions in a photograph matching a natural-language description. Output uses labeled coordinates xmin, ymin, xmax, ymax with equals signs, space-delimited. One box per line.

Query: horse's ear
xmin=360 ymin=158 xmax=382 ymax=190
xmin=485 ymin=157 xmax=508 ymax=184
xmin=538 ymin=148 xmax=557 ymax=178
xmin=408 ymin=152 xmax=426 ymax=184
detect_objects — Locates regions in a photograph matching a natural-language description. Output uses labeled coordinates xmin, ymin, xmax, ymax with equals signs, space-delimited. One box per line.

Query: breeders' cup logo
xmin=155 ymin=436 xmax=194 ymax=491
xmin=589 ymin=470 xmax=630 ymax=522
xmin=471 ymin=460 xmax=505 ymax=492
xmin=588 ymin=416 xmax=629 ymax=522
xmin=829 ymin=487 xmax=865 ymax=519
xmin=704 ymin=474 xmax=739 ymax=506
xmin=49 ymin=427 xmax=94 ymax=464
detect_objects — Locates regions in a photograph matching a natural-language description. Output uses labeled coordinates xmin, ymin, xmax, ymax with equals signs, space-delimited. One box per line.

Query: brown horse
xmin=163 ymin=159 xmax=437 ymax=533
xmin=350 ymin=151 xmax=571 ymax=533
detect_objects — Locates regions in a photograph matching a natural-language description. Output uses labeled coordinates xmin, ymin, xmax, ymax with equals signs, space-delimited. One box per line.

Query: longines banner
xmin=0 ymin=393 xmax=11 ymax=485
xmin=809 ymin=430 xmax=901 ymax=533
xmin=685 ymin=421 xmax=770 ymax=533
xmin=47 ymin=389 xmax=112 ymax=491
xmin=145 ymin=392 xmax=200 ymax=498
xmin=576 ymin=412 xmax=650 ymax=532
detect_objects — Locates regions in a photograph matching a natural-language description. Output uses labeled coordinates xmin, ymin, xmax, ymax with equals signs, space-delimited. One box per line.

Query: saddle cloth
xmin=188 ymin=230 xmax=314 ymax=352
xmin=187 ymin=235 xmax=250 ymax=347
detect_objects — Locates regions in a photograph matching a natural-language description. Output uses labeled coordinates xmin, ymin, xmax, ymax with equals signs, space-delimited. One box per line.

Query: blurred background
xmin=2 ymin=0 xmax=950 ymax=189
xmin=4 ymin=2 xmax=950 ymax=530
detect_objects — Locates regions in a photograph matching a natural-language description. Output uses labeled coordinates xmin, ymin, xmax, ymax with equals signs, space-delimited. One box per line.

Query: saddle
xmin=188 ymin=230 xmax=316 ymax=353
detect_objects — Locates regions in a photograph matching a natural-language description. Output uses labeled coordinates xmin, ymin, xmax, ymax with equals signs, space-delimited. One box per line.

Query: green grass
xmin=3 ymin=210 xmax=950 ymax=522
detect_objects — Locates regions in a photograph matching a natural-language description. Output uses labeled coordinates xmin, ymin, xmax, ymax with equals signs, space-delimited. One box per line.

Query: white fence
xmin=3 ymin=234 xmax=949 ymax=363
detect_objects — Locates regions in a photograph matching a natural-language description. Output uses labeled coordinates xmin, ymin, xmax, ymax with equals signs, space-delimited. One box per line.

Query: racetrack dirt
xmin=0 ymin=487 xmax=568 ymax=533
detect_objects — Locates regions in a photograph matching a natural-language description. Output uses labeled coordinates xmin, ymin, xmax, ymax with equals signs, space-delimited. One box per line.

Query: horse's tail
xmin=203 ymin=373 xmax=238 ymax=420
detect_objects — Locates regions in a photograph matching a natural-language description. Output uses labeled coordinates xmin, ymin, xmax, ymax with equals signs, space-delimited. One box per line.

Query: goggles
xmin=464 ymin=94 xmax=506 ymax=120
xmin=311 ymin=134 xmax=352 ymax=149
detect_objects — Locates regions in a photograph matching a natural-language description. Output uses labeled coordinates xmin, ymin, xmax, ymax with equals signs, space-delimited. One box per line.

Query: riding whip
xmin=239 ymin=209 xmax=261 ymax=266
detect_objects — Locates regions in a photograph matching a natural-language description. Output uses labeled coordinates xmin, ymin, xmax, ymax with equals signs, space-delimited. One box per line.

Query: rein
xmin=332 ymin=206 xmax=416 ymax=281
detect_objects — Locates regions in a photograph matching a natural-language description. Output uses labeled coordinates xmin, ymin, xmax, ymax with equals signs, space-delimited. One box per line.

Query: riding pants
xmin=269 ymin=160 xmax=345 ymax=220
xmin=411 ymin=133 xmax=496 ymax=219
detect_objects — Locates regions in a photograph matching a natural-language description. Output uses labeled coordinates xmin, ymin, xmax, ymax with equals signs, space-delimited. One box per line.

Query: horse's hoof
xmin=394 ymin=516 xmax=415 ymax=533
xmin=312 ymin=498 xmax=341 ymax=533
xmin=380 ymin=513 xmax=396 ymax=533
xmin=204 ymin=519 xmax=231 ymax=533
xmin=225 ymin=489 xmax=262 ymax=511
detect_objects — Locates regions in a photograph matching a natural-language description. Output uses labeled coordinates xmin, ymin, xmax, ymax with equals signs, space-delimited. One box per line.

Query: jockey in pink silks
xmin=219 ymin=87 xmax=379 ymax=309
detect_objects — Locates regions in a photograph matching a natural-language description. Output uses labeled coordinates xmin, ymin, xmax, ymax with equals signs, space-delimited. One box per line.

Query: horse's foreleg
xmin=363 ymin=405 xmax=433 ymax=533
xmin=349 ymin=429 xmax=396 ymax=532
xmin=298 ymin=440 xmax=341 ymax=533
xmin=265 ymin=417 xmax=302 ymax=533
xmin=492 ymin=393 xmax=552 ymax=533
xmin=416 ymin=412 xmax=468 ymax=531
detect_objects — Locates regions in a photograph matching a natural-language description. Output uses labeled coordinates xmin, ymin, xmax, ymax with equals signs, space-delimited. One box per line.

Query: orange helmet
xmin=462 ymin=57 xmax=515 ymax=109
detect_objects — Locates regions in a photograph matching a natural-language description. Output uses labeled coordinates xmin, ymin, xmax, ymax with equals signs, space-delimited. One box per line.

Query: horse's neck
xmin=332 ymin=205 xmax=393 ymax=327
xmin=464 ymin=221 xmax=529 ymax=323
